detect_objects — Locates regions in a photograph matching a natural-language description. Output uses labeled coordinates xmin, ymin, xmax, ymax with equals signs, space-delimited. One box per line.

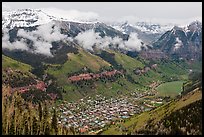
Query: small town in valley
xmin=56 ymin=88 xmax=166 ymax=134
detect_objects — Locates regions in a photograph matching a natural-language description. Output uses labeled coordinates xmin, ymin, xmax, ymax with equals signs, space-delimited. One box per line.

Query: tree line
xmin=2 ymin=86 xmax=73 ymax=135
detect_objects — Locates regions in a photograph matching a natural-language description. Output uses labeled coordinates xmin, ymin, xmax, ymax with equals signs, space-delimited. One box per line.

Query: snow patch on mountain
xmin=2 ymin=8 xmax=99 ymax=29
xmin=111 ymin=21 xmax=173 ymax=35
xmin=2 ymin=9 xmax=55 ymax=28
xmin=173 ymin=37 xmax=183 ymax=51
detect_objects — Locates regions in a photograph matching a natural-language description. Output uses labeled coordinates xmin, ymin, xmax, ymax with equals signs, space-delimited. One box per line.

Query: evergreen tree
xmin=32 ymin=116 xmax=38 ymax=135
xmin=45 ymin=124 xmax=50 ymax=135
xmin=2 ymin=86 xmax=70 ymax=135
xmin=23 ymin=112 xmax=29 ymax=135
xmin=70 ymin=126 xmax=75 ymax=135
xmin=38 ymin=102 xmax=43 ymax=121
xmin=42 ymin=102 xmax=49 ymax=133
xmin=9 ymin=112 xmax=15 ymax=135
xmin=51 ymin=108 xmax=58 ymax=135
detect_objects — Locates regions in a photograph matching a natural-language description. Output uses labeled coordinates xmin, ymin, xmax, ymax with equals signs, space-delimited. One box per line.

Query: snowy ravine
xmin=111 ymin=21 xmax=174 ymax=35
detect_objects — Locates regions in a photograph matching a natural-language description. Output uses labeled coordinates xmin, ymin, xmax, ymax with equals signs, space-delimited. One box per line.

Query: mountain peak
xmin=2 ymin=9 xmax=55 ymax=29
xmin=187 ymin=20 xmax=202 ymax=32
xmin=172 ymin=26 xmax=183 ymax=32
xmin=2 ymin=8 xmax=99 ymax=29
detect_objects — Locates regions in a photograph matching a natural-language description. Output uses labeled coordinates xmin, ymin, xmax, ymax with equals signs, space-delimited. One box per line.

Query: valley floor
xmin=55 ymin=80 xmax=184 ymax=134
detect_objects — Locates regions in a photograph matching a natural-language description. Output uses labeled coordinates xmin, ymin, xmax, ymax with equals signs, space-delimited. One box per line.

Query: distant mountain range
xmin=111 ymin=21 xmax=173 ymax=44
xmin=2 ymin=8 xmax=202 ymax=62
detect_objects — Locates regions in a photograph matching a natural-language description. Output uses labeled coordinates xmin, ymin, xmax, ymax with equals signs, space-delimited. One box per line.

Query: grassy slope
xmin=46 ymin=49 xmax=191 ymax=102
xmin=105 ymin=50 xmax=160 ymax=89
xmin=2 ymin=55 xmax=37 ymax=89
xmin=46 ymin=49 xmax=111 ymax=85
xmin=101 ymin=87 xmax=202 ymax=135
xmin=2 ymin=54 xmax=32 ymax=72
xmin=109 ymin=51 xmax=189 ymax=89
xmin=47 ymin=49 xmax=161 ymax=102
xmin=46 ymin=49 xmax=129 ymax=101
xmin=112 ymin=50 xmax=144 ymax=72
xmin=156 ymin=61 xmax=187 ymax=78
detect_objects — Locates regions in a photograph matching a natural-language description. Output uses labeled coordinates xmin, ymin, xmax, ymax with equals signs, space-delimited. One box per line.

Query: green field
xmin=156 ymin=81 xmax=184 ymax=97
xmin=2 ymin=55 xmax=32 ymax=72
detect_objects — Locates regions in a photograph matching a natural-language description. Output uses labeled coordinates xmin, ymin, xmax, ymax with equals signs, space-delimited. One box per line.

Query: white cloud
xmin=75 ymin=30 xmax=144 ymax=51
xmin=18 ymin=22 xmax=67 ymax=42
xmin=33 ymin=41 xmax=53 ymax=56
xmin=2 ymin=29 xmax=29 ymax=51
xmin=124 ymin=33 xmax=144 ymax=51
xmin=2 ymin=22 xmax=70 ymax=56
xmin=75 ymin=30 xmax=101 ymax=51
xmin=2 ymin=21 xmax=145 ymax=56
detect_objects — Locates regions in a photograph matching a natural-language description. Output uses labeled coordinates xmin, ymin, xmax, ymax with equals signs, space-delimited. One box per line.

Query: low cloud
xmin=75 ymin=30 xmax=101 ymax=50
xmin=124 ymin=33 xmax=143 ymax=51
xmin=2 ymin=23 xmax=145 ymax=56
xmin=75 ymin=29 xmax=145 ymax=51
xmin=2 ymin=22 xmax=69 ymax=56
xmin=2 ymin=28 xmax=29 ymax=51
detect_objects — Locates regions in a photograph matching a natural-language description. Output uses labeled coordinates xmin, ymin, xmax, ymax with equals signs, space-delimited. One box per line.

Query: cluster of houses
xmin=134 ymin=64 xmax=158 ymax=75
xmin=68 ymin=70 xmax=123 ymax=82
xmin=56 ymin=92 xmax=164 ymax=134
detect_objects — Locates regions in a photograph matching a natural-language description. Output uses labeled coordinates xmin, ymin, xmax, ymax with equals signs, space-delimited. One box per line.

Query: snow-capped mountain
xmin=110 ymin=21 xmax=174 ymax=44
xmin=2 ymin=8 xmax=98 ymax=29
xmin=2 ymin=8 xmax=130 ymax=61
xmin=2 ymin=8 xmax=202 ymax=62
xmin=151 ymin=20 xmax=202 ymax=60
xmin=186 ymin=20 xmax=202 ymax=33
xmin=134 ymin=22 xmax=173 ymax=34
xmin=2 ymin=9 xmax=55 ymax=29
xmin=2 ymin=8 xmax=127 ymax=39
xmin=111 ymin=21 xmax=173 ymax=35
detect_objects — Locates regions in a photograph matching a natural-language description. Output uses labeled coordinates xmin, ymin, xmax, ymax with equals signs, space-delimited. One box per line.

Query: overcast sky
xmin=2 ymin=2 xmax=202 ymax=24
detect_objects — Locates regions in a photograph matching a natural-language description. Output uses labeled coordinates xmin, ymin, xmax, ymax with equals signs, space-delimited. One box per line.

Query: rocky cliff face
xmin=151 ymin=21 xmax=202 ymax=60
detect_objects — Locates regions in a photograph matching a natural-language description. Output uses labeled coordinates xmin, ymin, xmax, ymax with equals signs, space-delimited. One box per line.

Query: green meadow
xmin=156 ymin=81 xmax=185 ymax=97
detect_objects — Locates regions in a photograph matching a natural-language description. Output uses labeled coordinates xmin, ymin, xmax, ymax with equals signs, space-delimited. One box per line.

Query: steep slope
xmin=2 ymin=8 xmax=129 ymax=69
xmin=2 ymin=54 xmax=32 ymax=72
xmin=46 ymin=48 xmax=112 ymax=81
xmin=44 ymin=48 xmax=150 ymax=102
xmin=2 ymin=9 xmax=54 ymax=29
xmin=2 ymin=55 xmax=63 ymax=103
xmin=2 ymin=8 xmax=97 ymax=29
xmin=98 ymin=50 xmax=189 ymax=86
xmin=2 ymin=9 xmax=129 ymax=68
